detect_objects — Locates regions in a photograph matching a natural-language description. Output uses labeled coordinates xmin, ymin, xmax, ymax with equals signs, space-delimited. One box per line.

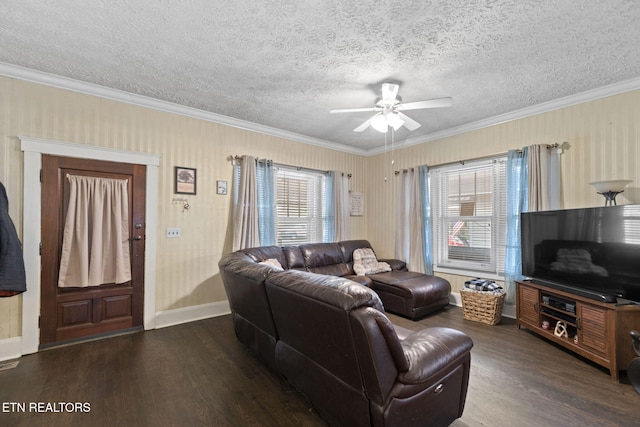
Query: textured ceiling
xmin=1 ymin=0 xmax=640 ymax=153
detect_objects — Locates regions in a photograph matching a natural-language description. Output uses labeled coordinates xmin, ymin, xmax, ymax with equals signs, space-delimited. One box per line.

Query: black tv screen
xmin=521 ymin=204 xmax=640 ymax=303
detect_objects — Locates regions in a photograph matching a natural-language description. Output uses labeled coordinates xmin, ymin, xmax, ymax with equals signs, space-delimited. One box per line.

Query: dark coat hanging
xmin=0 ymin=181 xmax=26 ymax=296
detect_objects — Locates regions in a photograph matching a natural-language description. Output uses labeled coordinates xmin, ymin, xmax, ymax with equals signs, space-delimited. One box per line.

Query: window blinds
xmin=274 ymin=167 xmax=327 ymax=245
xmin=431 ymin=158 xmax=507 ymax=274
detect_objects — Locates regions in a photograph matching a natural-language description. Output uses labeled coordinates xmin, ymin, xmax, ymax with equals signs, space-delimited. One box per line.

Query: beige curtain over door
xmin=58 ymin=175 xmax=131 ymax=288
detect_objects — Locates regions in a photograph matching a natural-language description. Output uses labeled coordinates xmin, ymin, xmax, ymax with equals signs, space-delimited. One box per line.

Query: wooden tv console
xmin=516 ymin=280 xmax=640 ymax=381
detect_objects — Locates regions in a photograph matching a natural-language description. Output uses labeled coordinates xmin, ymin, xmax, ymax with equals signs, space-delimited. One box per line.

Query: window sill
xmin=433 ymin=266 xmax=503 ymax=282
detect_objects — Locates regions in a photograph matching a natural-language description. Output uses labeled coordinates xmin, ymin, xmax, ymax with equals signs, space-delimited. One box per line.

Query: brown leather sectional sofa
xmin=218 ymin=240 xmax=474 ymax=426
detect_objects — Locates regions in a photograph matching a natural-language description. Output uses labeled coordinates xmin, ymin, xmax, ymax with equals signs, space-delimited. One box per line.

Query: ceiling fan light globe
xmin=386 ymin=112 xmax=404 ymax=130
xmin=371 ymin=114 xmax=389 ymax=133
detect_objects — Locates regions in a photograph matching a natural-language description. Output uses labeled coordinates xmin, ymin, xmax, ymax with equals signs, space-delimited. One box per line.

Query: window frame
xmin=430 ymin=157 xmax=507 ymax=276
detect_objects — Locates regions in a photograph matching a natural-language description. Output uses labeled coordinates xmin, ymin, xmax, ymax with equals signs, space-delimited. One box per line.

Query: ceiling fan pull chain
xmin=391 ymin=128 xmax=395 ymax=171
xmin=384 ymin=131 xmax=389 ymax=182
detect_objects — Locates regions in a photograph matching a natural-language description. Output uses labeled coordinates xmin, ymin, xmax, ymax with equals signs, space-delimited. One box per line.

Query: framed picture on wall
xmin=350 ymin=191 xmax=364 ymax=216
xmin=216 ymin=180 xmax=228 ymax=195
xmin=175 ymin=166 xmax=197 ymax=195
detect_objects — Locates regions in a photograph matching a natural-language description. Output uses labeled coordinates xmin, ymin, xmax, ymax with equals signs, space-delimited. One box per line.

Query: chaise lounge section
xmin=338 ymin=239 xmax=452 ymax=319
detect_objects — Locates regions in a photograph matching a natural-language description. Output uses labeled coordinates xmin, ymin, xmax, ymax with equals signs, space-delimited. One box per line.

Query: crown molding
xmin=3 ymin=62 xmax=639 ymax=158
xmin=0 ymin=62 xmax=368 ymax=156
xmin=366 ymin=76 xmax=640 ymax=156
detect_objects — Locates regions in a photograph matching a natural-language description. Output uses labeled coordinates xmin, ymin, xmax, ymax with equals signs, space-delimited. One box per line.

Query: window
xmin=274 ymin=166 xmax=329 ymax=245
xmin=430 ymin=158 xmax=507 ymax=274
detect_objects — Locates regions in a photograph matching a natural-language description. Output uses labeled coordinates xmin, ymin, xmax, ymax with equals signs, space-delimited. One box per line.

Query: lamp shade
xmin=589 ymin=180 xmax=632 ymax=193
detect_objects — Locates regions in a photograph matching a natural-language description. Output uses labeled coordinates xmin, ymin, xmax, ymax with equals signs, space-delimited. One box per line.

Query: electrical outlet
xmin=166 ymin=227 xmax=181 ymax=238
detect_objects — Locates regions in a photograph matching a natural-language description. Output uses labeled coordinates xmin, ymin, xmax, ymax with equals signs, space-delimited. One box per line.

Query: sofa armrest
xmin=398 ymin=327 xmax=473 ymax=384
xmin=378 ymin=258 xmax=407 ymax=271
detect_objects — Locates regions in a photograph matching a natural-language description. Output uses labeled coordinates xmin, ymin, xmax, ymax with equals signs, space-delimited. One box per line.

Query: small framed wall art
xmin=175 ymin=166 xmax=197 ymax=195
xmin=350 ymin=191 xmax=364 ymax=216
xmin=216 ymin=180 xmax=228 ymax=195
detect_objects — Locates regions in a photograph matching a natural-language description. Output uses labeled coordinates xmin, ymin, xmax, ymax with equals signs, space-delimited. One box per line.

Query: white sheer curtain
xmin=334 ymin=172 xmax=351 ymax=241
xmin=232 ymin=155 xmax=260 ymax=251
xmin=395 ymin=168 xmax=426 ymax=273
xmin=58 ymin=175 xmax=131 ymax=288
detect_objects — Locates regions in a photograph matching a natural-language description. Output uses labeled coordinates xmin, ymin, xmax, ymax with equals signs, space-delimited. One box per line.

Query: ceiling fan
xmin=330 ymin=83 xmax=452 ymax=133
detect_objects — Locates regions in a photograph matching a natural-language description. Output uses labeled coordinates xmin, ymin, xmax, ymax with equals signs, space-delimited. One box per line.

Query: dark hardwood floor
xmin=396 ymin=307 xmax=640 ymax=427
xmin=1 ymin=306 xmax=638 ymax=426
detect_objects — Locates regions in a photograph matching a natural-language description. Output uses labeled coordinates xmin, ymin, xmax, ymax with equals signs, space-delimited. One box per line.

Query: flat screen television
xmin=520 ymin=204 xmax=640 ymax=303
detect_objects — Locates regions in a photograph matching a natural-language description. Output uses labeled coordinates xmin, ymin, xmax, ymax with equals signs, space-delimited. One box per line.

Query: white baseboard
xmin=502 ymin=304 xmax=516 ymax=319
xmin=154 ymin=300 xmax=231 ymax=329
xmin=0 ymin=301 xmax=231 ymax=361
xmin=0 ymin=337 xmax=22 ymax=362
xmin=450 ymin=292 xmax=462 ymax=307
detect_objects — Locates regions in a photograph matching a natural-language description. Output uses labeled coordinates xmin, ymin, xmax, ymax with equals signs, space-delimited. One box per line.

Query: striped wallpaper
xmin=1 ymin=75 xmax=640 ymax=341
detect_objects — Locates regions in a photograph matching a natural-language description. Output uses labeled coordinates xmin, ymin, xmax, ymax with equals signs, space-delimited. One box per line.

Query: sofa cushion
xmin=243 ymin=246 xmax=288 ymax=269
xmin=344 ymin=274 xmax=373 ymax=287
xmin=339 ymin=240 xmax=408 ymax=272
xmin=282 ymin=246 xmax=306 ymax=270
xmin=399 ymin=327 xmax=473 ymax=384
xmin=267 ymin=269 xmax=384 ymax=312
xmin=380 ymin=258 xmax=408 ymax=271
xmin=339 ymin=239 xmax=373 ymax=271
xmin=218 ymin=252 xmax=278 ymax=281
xmin=300 ymin=243 xmax=350 ymax=276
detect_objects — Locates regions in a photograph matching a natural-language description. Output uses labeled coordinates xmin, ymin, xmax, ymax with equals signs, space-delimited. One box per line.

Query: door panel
xmin=517 ymin=283 xmax=539 ymax=327
xmin=579 ymin=303 xmax=608 ymax=357
xmin=41 ymin=155 xmax=146 ymax=346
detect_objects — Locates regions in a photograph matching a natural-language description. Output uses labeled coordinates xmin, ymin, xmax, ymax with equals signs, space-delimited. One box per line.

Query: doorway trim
xmin=20 ymin=137 xmax=160 ymax=355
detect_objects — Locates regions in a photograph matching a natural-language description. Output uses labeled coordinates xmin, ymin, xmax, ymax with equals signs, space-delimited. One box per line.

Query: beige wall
xmin=365 ymin=89 xmax=640 ymax=292
xmin=0 ymin=77 xmax=367 ymax=340
xmin=2 ymin=76 xmax=640 ymax=342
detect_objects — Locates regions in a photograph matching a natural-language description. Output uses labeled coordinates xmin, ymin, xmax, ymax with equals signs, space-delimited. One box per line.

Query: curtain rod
xmin=393 ymin=142 xmax=563 ymax=175
xmin=228 ymin=155 xmax=352 ymax=178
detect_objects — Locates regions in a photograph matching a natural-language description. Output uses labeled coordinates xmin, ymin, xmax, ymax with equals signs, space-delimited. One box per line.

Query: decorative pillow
xmin=353 ymin=248 xmax=391 ymax=276
xmin=258 ymin=258 xmax=284 ymax=271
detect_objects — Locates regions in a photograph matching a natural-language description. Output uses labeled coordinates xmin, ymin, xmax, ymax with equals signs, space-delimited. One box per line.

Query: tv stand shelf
xmin=516 ymin=280 xmax=640 ymax=381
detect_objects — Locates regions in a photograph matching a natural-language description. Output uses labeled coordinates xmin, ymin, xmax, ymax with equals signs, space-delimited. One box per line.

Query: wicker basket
xmin=460 ymin=288 xmax=505 ymax=325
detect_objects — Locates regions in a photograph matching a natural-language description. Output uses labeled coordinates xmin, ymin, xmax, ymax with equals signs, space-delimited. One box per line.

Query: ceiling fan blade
xmin=381 ymin=83 xmax=400 ymax=103
xmin=353 ymin=116 xmax=374 ymax=132
xmin=397 ymin=112 xmax=421 ymax=131
xmin=397 ymin=97 xmax=453 ymax=111
xmin=330 ymin=107 xmax=377 ymax=114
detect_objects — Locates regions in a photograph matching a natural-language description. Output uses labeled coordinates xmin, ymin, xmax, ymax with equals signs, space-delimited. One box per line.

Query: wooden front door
xmin=40 ymin=155 xmax=146 ymax=346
